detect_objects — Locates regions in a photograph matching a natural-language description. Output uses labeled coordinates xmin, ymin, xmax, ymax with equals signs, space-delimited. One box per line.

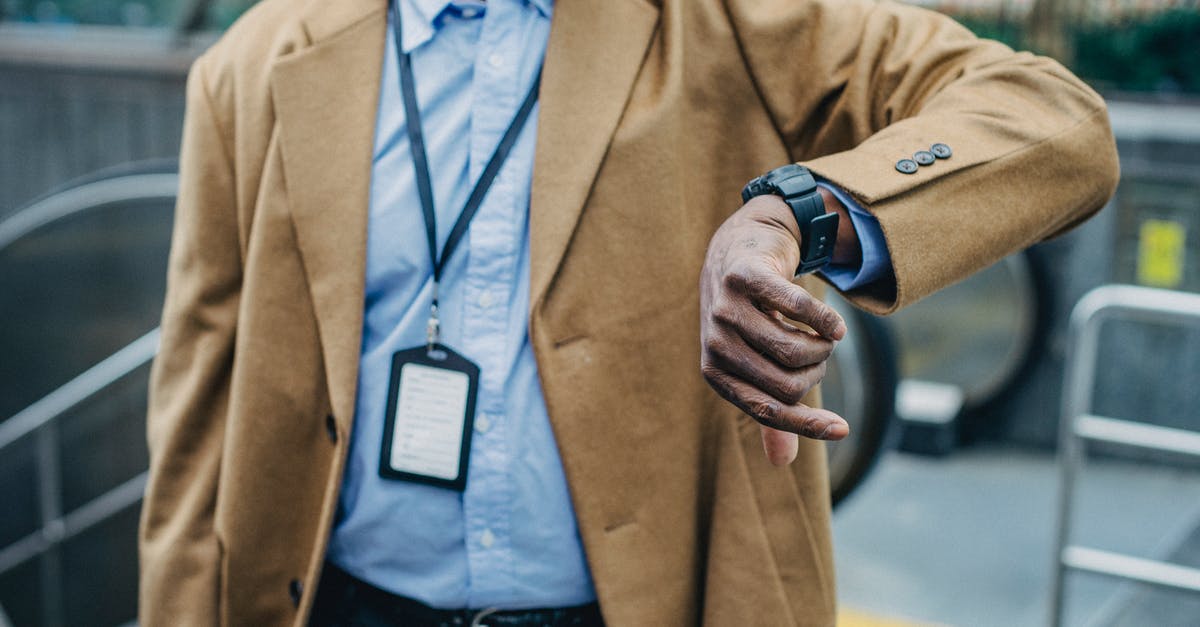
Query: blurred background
xmin=0 ymin=0 xmax=1197 ymax=625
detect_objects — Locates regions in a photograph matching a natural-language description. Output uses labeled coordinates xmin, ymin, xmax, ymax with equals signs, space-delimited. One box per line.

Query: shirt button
xmin=895 ymin=158 xmax=919 ymax=174
xmin=914 ymin=150 xmax=936 ymax=166
xmin=480 ymin=529 xmax=496 ymax=548
xmin=476 ymin=415 xmax=491 ymax=433
xmin=931 ymin=143 xmax=953 ymax=159
xmin=488 ymin=53 xmax=504 ymax=69
xmin=478 ymin=291 xmax=495 ymax=308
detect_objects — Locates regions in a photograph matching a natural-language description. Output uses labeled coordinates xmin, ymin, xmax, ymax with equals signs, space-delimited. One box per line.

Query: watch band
xmin=741 ymin=164 xmax=839 ymax=275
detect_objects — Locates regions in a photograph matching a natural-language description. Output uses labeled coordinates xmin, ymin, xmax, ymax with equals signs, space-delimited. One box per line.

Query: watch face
xmin=745 ymin=164 xmax=816 ymax=201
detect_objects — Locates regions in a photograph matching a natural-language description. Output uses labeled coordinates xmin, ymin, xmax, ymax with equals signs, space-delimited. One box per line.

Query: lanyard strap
xmin=390 ymin=0 xmax=543 ymax=294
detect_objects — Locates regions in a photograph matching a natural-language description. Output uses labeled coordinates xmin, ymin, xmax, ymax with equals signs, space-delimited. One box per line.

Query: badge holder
xmin=379 ymin=339 xmax=479 ymax=491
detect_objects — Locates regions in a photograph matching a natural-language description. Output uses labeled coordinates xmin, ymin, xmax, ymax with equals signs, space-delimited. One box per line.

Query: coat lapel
xmin=270 ymin=0 xmax=386 ymax=426
xmin=268 ymin=0 xmax=660 ymax=429
xmin=529 ymin=0 xmax=660 ymax=309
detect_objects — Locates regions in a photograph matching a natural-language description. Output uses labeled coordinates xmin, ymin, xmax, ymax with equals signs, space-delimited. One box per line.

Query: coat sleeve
xmin=725 ymin=0 xmax=1120 ymax=313
xmin=138 ymin=54 xmax=242 ymax=626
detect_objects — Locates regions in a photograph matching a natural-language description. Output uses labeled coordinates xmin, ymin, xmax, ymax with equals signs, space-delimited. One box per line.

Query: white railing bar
xmin=0 ymin=534 xmax=48 ymax=580
xmin=1075 ymin=414 xmax=1200 ymax=458
xmin=61 ymin=472 xmax=148 ymax=541
xmin=0 ymin=472 xmax=148 ymax=576
xmin=1069 ymin=285 xmax=1200 ymax=335
xmin=1062 ymin=546 xmax=1200 ymax=593
xmin=0 ymin=174 xmax=179 ymax=252
xmin=0 ymin=329 xmax=159 ymax=453
xmin=1080 ymin=494 xmax=1200 ymax=627
xmin=1050 ymin=285 xmax=1200 ymax=626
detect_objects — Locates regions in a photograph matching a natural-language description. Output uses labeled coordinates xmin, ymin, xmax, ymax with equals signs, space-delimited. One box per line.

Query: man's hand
xmin=700 ymin=192 xmax=852 ymax=466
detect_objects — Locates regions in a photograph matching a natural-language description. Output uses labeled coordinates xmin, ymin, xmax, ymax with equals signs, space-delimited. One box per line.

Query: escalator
xmin=0 ymin=163 xmax=175 ymax=627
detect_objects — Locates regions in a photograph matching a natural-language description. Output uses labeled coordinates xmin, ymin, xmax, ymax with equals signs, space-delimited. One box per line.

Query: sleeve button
xmin=914 ymin=150 xmax=936 ymax=166
xmin=931 ymin=143 xmax=952 ymax=159
xmin=895 ymin=158 xmax=919 ymax=174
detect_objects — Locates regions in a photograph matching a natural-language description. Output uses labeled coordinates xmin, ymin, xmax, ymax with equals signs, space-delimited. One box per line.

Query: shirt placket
xmin=461 ymin=0 xmax=523 ymax=606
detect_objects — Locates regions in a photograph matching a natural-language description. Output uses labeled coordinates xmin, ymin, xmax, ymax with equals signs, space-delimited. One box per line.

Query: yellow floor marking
xmin=838 ymin=608 xmax=948 ymax=627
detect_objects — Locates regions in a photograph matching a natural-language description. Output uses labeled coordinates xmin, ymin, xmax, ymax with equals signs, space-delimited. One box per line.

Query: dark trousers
xmin=309 ymin=563 xmax=605 ymax=627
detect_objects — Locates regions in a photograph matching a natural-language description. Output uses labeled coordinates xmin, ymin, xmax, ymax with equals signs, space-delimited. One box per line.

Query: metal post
xmin=1049 ymin=285 xmax=1200 ymax=626
xmin=1048 ymin=288 xmax=1105 ymax=626
xmin=35 ymin=424 xmax=64 ymax=627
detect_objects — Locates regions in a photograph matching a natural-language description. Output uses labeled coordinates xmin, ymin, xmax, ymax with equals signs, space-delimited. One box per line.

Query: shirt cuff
xmin=815 ymin=181 xmax=893 ymax=291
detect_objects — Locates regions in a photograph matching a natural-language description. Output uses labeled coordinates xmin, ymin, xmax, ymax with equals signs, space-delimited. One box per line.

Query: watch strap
xmin=742 ymin=165 xmax=839 ymax=275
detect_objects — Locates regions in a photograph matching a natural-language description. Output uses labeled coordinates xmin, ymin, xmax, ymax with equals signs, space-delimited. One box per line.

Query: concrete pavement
xmin=834 ymin=446 xmax=1200 ymax=626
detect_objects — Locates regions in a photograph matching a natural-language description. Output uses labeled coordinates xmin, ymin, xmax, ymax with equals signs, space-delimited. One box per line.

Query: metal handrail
xmin=0 ymin=172 xmax=178 ymax=251
xmin=0 ymin=329 xmax=159 ymax=453
xmin=0 ymin=165 xmax=178 ymax=624
xmin=0 ymin=472 xmax=148 ymax=576
xmin=0 ymin=329 xmax=158 ymax=579
xmin=1049 ymin=284 xmax=1200 ymax=626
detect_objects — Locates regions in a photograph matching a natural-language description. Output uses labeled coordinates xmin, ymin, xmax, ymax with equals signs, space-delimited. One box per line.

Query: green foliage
xmin=3 ymin=0 xmax=174 ymax=26
xmin=1 ymin=0 xmax=254 ymax=28
xmin=1074 ymin=10 xmax=1200 ymax=93
xmin=957 ymin=9 xmax=1200 ymax=95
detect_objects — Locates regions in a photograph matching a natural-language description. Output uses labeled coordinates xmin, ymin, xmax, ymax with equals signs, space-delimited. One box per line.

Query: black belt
xmin=311 ymin=563 xmax=605 ymax=627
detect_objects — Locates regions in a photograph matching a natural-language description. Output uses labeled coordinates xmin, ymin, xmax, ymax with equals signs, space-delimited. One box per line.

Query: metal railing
xmin=0 ymin=330 xmax=158 ymax=627
xmin=0 ymin=163 xmax=178 ymax=625
xmin=1049 ymin=284 xmax=1200 ymax=626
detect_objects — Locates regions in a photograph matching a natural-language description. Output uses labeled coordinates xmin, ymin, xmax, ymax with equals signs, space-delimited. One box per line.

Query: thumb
xmin=760 ymin=425 xmax=799 ymax=466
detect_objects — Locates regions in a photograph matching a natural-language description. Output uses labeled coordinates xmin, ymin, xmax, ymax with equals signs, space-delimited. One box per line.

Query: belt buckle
xmin=468 ymin=607 xmax=501 ymax=627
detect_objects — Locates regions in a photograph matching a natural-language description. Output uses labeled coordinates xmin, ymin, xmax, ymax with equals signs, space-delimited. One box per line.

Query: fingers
xmin=699 ymin=213 xmax=850 ymax=461
xmin=701 ymin=365 xmax=848 ymax=440
xmin=706 ymin=329 xmax=828 ymax=406
xmin=761 ymin=426 xmax=799 ymax=466
xmin=724 ymin=264 xmax=845 ymax=340
xmin=721 ymin=306 xmax=836 ymax=370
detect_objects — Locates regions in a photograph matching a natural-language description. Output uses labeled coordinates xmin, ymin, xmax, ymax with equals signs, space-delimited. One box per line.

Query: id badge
xmin=379 ymin=344 xmax=479 ymax=491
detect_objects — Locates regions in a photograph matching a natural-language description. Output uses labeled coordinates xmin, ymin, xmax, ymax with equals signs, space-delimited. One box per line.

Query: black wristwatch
xmin=741 ymin=164 xmax=839 ymax=275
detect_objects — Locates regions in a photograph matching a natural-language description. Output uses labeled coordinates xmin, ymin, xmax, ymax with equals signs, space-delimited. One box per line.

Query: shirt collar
xmin=394 ymin=0 xmax=449 ymax=52
xmin=394 ymin=0 xmax=553 ymax=53
xmin=525 ymin=0 xmax=553 ymax=18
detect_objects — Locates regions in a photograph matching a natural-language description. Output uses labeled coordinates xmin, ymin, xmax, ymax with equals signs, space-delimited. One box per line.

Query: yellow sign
xmin=1137 ymin=219 xmax=1186 ymax=288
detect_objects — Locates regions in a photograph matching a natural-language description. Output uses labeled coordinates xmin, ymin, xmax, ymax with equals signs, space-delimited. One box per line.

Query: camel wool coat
xmin=139 ymin=0 xmax=1119 ymax=624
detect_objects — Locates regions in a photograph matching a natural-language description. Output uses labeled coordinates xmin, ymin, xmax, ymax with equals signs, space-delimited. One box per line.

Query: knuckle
xmin=799 ymin=413 xmax=824 ymax=438
xmin=815 ymin=340 xmax=835 ymax=362
xmin=700 ymin=361 xmax=723 ymax=384
xmin=748 ymin=399 xmax=780 ymax=424
xmin=784 ymin=376 xmax=811 ymax=404
xmin=722 ymin=266 xmax=753 ymax=292
xmin=786 ymin=288 xmax=815 ymax=314
xmin=811 ymin=360 xmax=829 ymax=385
xmin=777 ymin=339 xmax=807 ymax=368
xmin=711 ymin=302 xmax=739 ymax=327
xmin=701 ymin=335 xmax=723 ymax=357
xmin=818 ymin=307 xmax=843 ymax=332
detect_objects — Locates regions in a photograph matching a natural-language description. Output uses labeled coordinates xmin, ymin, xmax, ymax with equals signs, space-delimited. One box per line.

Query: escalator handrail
xmin=0 ymin=329 xmax=159 ymax=453
xmin=0 ymin=472 xmax=148 ymax=577
xmin=0 ymin=169 xmax=178 ymax=252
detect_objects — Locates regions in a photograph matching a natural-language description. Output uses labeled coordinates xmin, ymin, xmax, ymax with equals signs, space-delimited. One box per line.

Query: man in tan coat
xmin=139 ymin=0 xmax=1119 ymax=624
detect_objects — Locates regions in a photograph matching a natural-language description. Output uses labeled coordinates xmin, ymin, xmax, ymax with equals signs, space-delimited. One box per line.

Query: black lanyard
xmin=390 ymin=1 xmax=543 ymax=349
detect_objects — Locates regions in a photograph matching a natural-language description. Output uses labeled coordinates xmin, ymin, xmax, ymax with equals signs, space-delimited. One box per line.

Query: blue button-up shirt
xmin=329 ymin=0 xmax=890 ymax=611
xmin=327 ymin=0 xmax=592 ymax=610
